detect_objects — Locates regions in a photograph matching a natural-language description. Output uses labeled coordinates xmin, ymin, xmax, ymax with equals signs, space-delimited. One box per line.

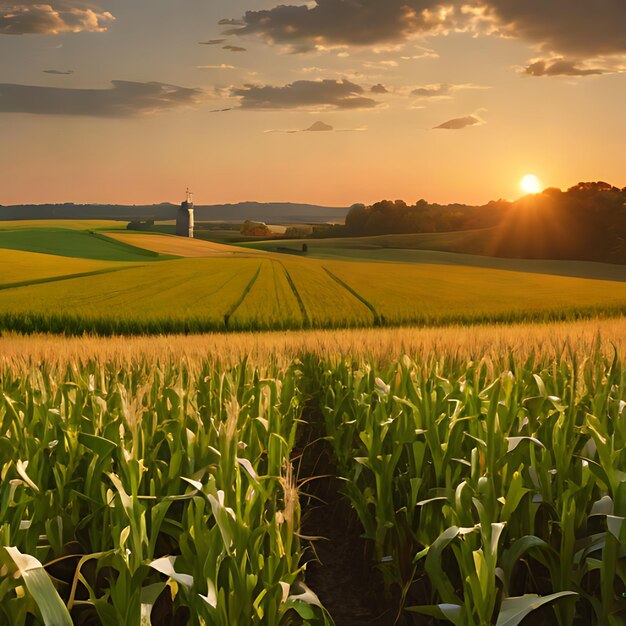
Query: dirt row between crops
xmin=295 ymin=404 xmax=395 ymax=626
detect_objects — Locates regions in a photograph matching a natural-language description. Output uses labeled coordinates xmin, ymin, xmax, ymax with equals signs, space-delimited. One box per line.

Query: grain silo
xmin=176 ymin=188 xmax=194 ymax=238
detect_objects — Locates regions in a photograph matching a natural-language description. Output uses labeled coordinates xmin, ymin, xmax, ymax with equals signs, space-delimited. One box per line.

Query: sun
xmin=520 ymin=174 xmax=542 ymax=195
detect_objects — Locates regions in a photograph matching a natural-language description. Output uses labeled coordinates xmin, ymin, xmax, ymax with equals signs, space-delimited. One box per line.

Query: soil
xmin=296 ymin=412 xmax=395 ymax=626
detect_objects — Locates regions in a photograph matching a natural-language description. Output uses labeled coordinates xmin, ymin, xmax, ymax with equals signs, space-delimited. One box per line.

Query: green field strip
xmin=322 ymin=267 xmax=381 ymax=325
xmin=0 ymin=267 xmax=135 ymax=292
xmin=0 ymin=229 xmax=166 ymax=262
xmin=88 ymin=231 xmax=176 ymax=259
xmin=277 ymin=260 xmax=310 ymax=327
xmin=224 ymin=263 xmax=263 ymax=328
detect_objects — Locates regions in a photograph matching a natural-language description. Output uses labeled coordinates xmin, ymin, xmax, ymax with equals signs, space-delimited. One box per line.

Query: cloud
xmin=265 ymin=120 xmax=367 ymax=133
xmin=370 ymin=83 xmax=388 ymax=94
xmin=43 ymin=69 xmax=73 ymax=75
xmin=232 ymin=79 xmax=379 ymax=110
xmin=223 ymin=1 xmax=626 ymax=66
xmin=199 ymin=39 xmax=226 ymax=45
xmin=411 ymin=82 xmax=487 ymax=98
xmin=434 ymin=114 xmax=483 ymax=130
xmin=197 ymin=64 xmax=236 ymax=70
xmin=224 ymin=1 xmax=457 ymax=52
xmin=482 ymin=1 xmax=626 ymax=60
xmin=223 ymin=44 xmax=246 ymax=52
xmin=362 ymin=60 xmax=398 ymax=70
xmin=0 ymin=1 xmax=114 ymax=35
xmin=0 ymin=80 xmax=203 ymax=117
xmin=524 ymin=58 xmax=608 ymax=77
xmin=304 ymin=120 xmax=333 ymax=131
xmin=218 ymin=18 xmax=245 ymax=26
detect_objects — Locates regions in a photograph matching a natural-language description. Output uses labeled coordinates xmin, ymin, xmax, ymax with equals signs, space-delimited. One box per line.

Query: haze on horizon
xmin=0 ymin=0 xmax=624 ymax=207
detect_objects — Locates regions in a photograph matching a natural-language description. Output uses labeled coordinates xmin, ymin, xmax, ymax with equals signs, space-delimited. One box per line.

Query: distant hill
xmin=0 ymin=202 xmax=349 ymax=225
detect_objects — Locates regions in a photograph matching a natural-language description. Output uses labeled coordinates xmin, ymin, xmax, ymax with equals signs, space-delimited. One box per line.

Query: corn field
xmin=1 ymin=347 xmax=625 ymax=624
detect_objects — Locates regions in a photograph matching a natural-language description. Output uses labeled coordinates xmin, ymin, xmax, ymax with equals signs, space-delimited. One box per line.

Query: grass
xmin=276 ymin=257 xmax=373 ymax=327
xmin=240 ymin=229 xmax=494 ymax=255
xmin=3 ymin=225 xmax=626 ymax=335
xmin=103 ymin=231 xmax=261 ymax=258
xmin=0 ymin=220 xmax=126 ymax=231
xmin=0 ymin=249 xmax=132 ymax=288
xmin=241 ymin=234 xmax=626 ymax=282
xmin=229 ymin=259 xmax=304 ymax=328
xmin=0 ymin=229 xmax=167 ymax=261
xmin=0 ymin=258 xmax=261 ymax=334
xmin=3 ymin=250 xmax=626 ymax=333
xmin=325 ymin=259 xmax=626 ymax=325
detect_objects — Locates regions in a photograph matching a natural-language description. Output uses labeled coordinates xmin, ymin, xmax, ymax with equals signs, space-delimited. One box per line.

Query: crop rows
xmin=1 ymin=351 xmax=625 ymax=624
xmin=0 ymin=361 xmax=331 ymax=625
xmin=320 ymin=353 xmax=626 ymax=624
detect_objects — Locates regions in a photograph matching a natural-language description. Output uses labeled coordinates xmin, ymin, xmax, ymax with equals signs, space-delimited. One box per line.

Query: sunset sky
xmin=0 ymin=0 xmax=624 ymax=206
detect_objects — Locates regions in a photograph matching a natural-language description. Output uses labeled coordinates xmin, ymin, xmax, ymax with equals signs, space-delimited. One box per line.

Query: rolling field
xmin=0 ymin=258 xmax=262 ymax=333
xmin=240 ymin=229 xmax=494 ymax=255
xmin=0 ymin=229 xmax=166 ymax=261
xmin=0 ymin=249 xmax=133 ymax=289
xmin=0 ymin=219 xmax=125 ymax=231
xmin=104 ymin=231 xmax=259 ymax=258
xmin=327 ymin=260 xmax=626 ymax=325
xmin=229 ymin=259 xmax=304 ymax=328
xmin=3 ymin=225 xmax=626 ymax=333
xmin=242 ymin=234 xmax=626 ymax=282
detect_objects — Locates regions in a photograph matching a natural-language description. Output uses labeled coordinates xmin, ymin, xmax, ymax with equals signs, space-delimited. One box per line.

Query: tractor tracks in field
xmin=322 ymin=267 xmax=384 ymax=326
xmin=223 ymin=263 xmax=262 ymax=328
xmin=0 ymin=267 xmax=134 ymax=292
xmin=275 ymin=260 xmax=311 ymax=327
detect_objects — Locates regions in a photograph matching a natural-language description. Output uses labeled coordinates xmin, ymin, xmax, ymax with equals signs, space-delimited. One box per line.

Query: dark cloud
xmin=199 ymin=39 xmax=226 ymax=45
xmin=218 ymin=18 xmax=245 ymax=26
xmin=223 ymin=1 xmax=626 ymax=62
xmin=482 ymin=0 xmax=626 ymax=59
xmin=304 ymin=120 xmax=333 ymax=131
xmin=370 ymin=83 xmax=388 ymax=94
xmin=265 ymin=120 xmax=366 ymax=133
xmin=434 ymin=115 xmax=482 ymax=130
xmin=412 ymin=83 xmax=453 ymax=98
xmin=43 ymin=69 xmax=74 ymax=75
xmin=524 ymin=58 xmax=607 ymax=77
xmin=0 ymin=80 xmax=202 ymax=117
xmin=411 ymin=82 xmax=486 ymax=98
xmin=232 ymin=79 xmax=379 ymax=110
xmin=223 ymin=44 xmax=247 ymax=52
xmin=225 ymin=1 xmax=456 ymax=52
xmin=0 ymin=1 xmax=114 ymax=35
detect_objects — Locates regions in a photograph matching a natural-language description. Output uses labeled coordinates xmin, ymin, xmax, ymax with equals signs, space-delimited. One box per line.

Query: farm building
xmin=176 ymin=189 xmax=194 ymax=238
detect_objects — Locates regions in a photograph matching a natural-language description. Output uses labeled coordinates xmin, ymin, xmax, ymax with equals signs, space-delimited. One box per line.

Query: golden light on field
xmin=520 ymin=174 xmax=542 ymax=195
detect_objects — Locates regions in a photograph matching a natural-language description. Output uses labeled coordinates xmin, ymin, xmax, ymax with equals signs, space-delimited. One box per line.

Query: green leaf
xmin=4 ymin=547 xmax=73 ymax=626
xmin=496 ymin=592 xmax=578 ymax=626
xmin=78 ymin=432 xmax=117 ymax=457
xmin=406 ymin=603 xmax=464 ymax=625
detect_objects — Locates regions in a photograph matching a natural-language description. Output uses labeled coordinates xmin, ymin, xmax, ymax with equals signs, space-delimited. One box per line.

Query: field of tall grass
xmin=3 ymin=251 xmax=626 ymax=334
xmin=1 ymin=319 xmax=625 ymax=624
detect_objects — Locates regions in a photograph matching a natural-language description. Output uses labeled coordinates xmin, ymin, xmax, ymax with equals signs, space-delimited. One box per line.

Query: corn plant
xmin=320 ymin=352 xmax=626 ymax=624
xmin=0 ymin=359 xmax=332 ymax=625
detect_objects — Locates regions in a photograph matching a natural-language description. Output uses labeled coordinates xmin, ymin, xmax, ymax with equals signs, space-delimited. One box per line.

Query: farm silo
xmin=176 ymin=188 xmax=194 ymax=238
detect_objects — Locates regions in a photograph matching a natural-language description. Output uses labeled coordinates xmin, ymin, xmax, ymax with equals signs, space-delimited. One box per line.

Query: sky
xmin=0 ymin=0 xmax=624 ymax=206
